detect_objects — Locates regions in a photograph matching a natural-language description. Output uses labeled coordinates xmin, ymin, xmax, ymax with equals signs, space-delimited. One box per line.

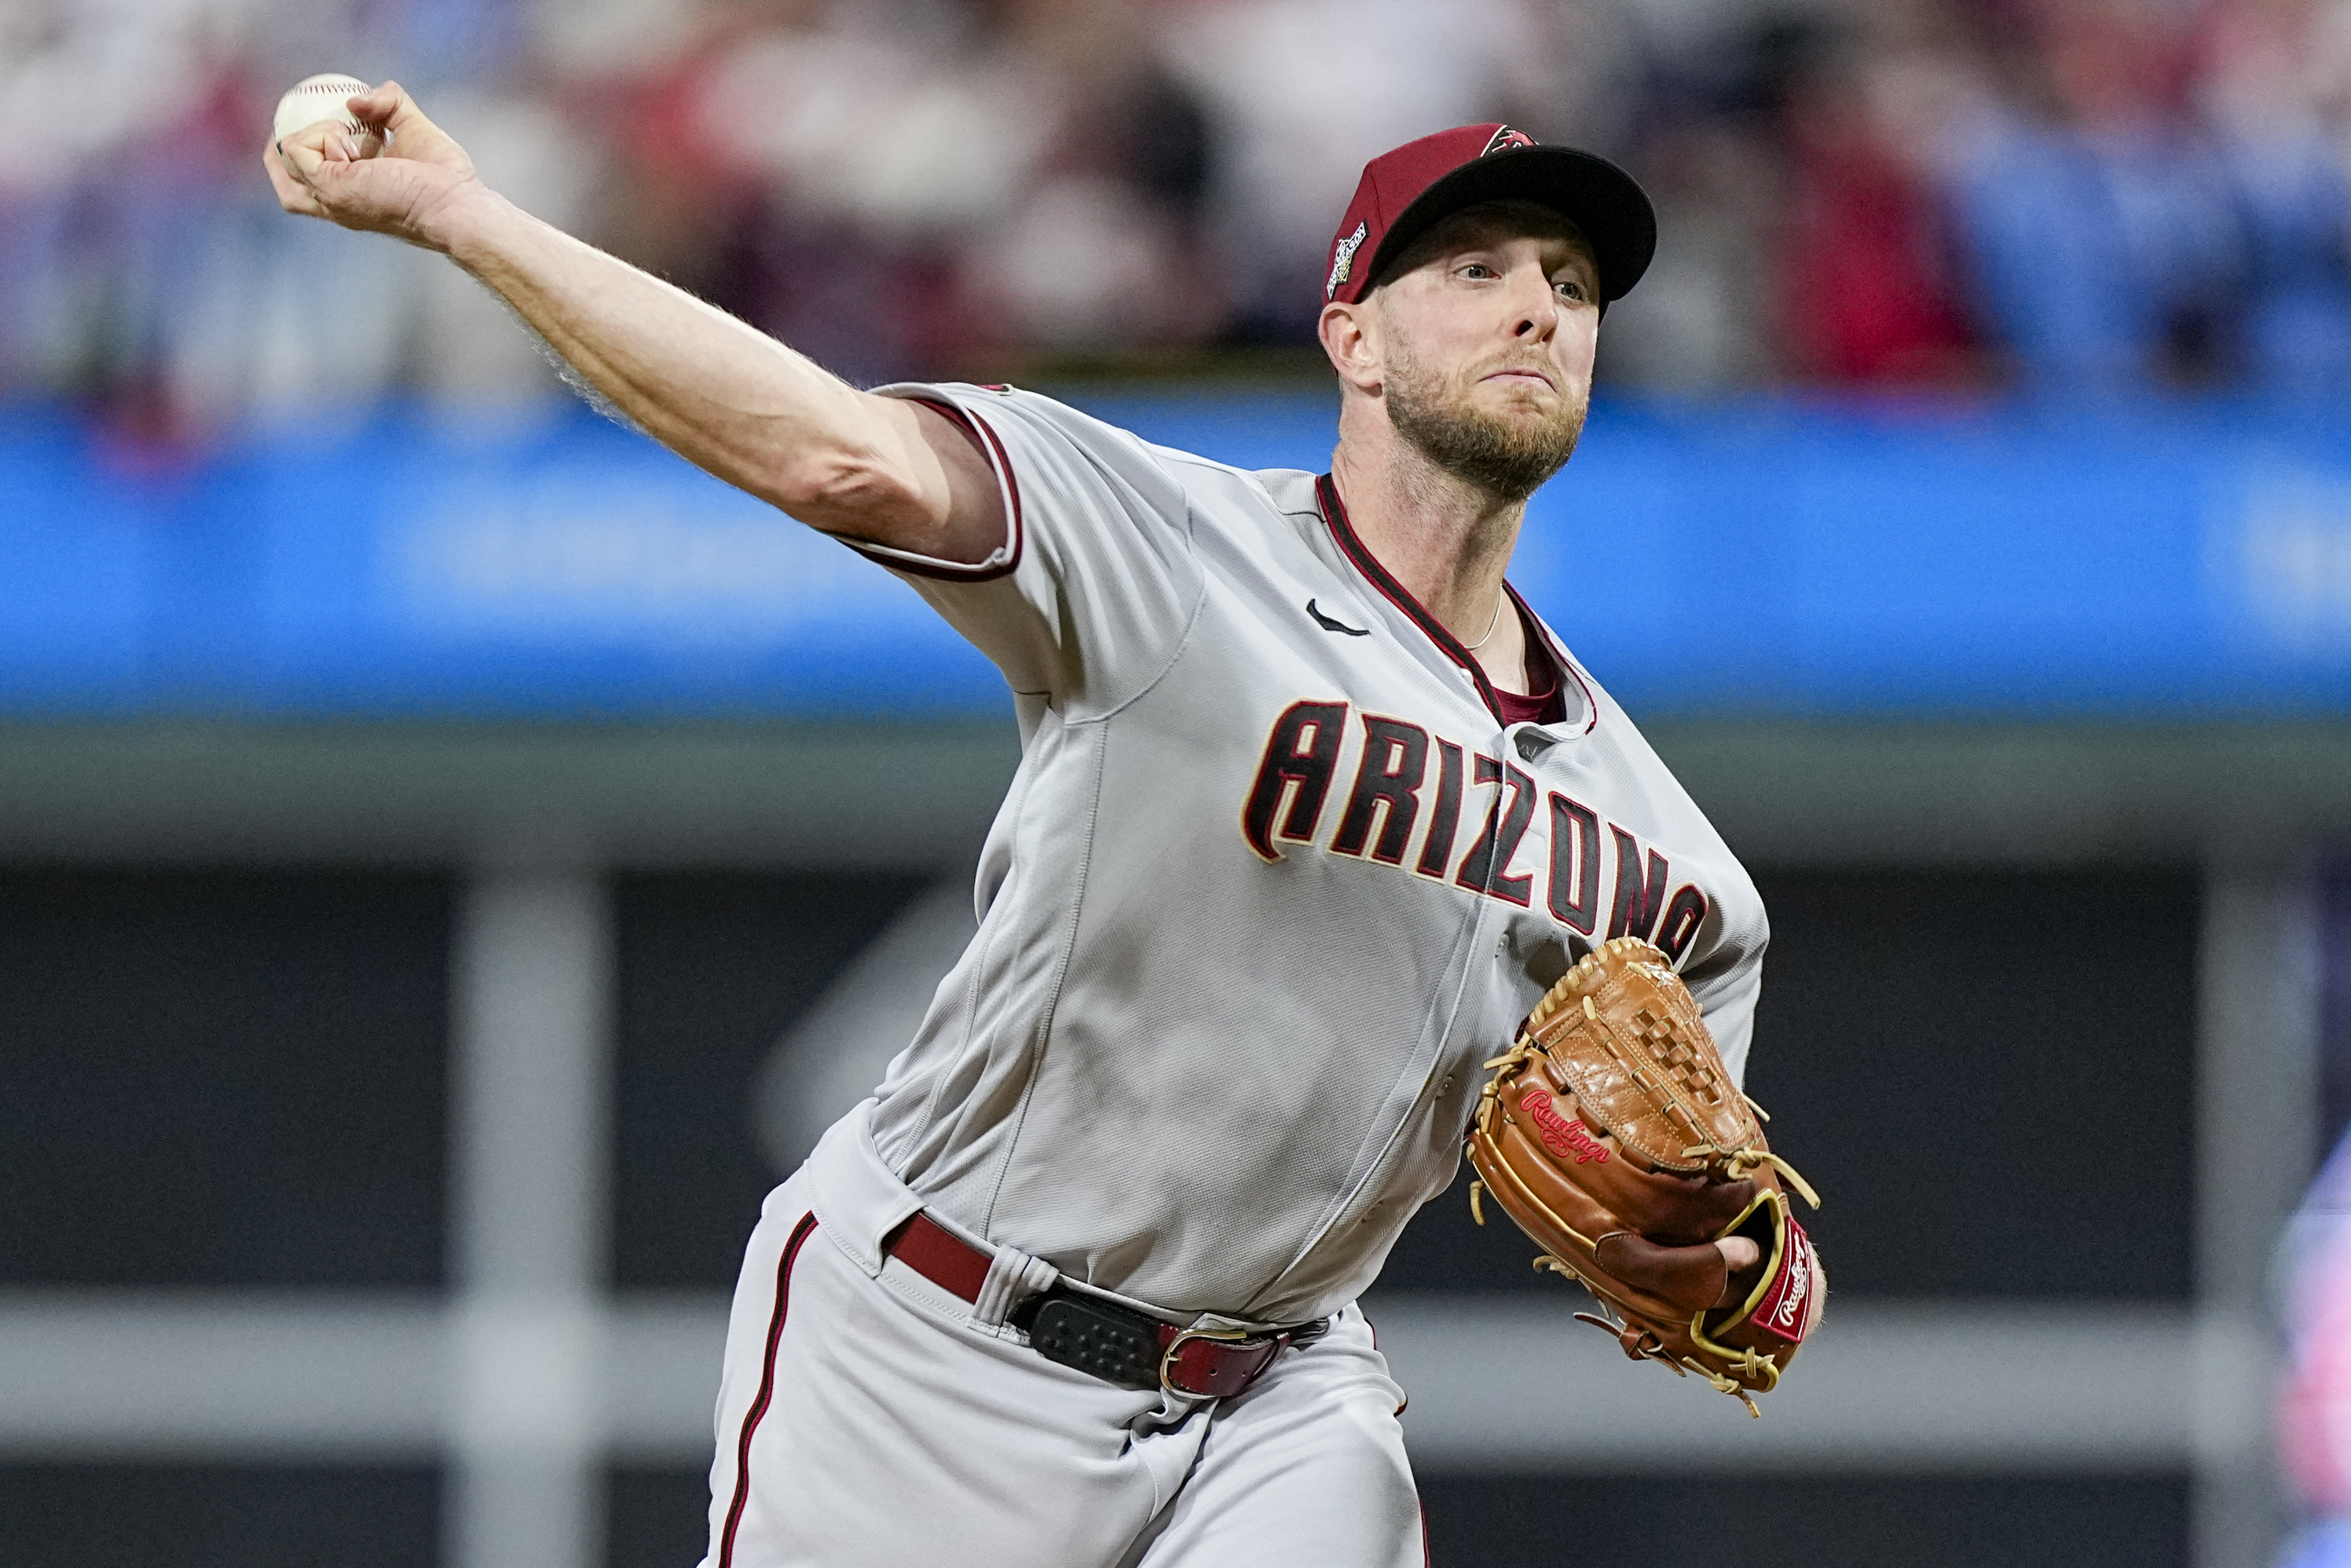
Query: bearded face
xmin=1348 ymin=203 xmax=1598 ymax=504
xmin=1379 ymin=310 xmax=1588 ymax=504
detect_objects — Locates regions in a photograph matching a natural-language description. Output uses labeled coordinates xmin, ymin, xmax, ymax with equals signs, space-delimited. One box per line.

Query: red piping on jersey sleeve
xmin=838 ymin=396 xmax=1024 ymax=583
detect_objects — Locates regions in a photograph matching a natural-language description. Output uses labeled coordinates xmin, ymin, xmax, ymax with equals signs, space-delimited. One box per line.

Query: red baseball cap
xmin=1322 ymin=124 xmax=1656 ymax=306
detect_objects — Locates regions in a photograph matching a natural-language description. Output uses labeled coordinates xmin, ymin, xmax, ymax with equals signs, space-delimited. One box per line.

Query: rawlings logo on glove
xmin=1753 ymin=1221 xmax=1822 ymax=1343
xmin=1523 ymin=1091 xmax=1609 ymax=1164
xmin=1465 ymin=937 xmax=1826 ymax=1416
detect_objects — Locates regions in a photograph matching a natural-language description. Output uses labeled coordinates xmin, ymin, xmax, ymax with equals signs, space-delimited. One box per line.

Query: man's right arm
xmin=265 ymin=80 xmax=1004 ymax=565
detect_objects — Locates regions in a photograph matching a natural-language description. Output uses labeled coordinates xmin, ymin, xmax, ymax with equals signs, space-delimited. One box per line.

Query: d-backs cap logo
xmin=1481 ymin=126 xmax=1536 ymax=156
xmin=1325 ymin=219 xmax=1369 ymax=300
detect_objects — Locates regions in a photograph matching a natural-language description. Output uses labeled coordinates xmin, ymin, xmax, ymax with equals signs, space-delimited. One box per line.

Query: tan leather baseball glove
xmin=1465 ymin=937 xmax=1825 ymax=1416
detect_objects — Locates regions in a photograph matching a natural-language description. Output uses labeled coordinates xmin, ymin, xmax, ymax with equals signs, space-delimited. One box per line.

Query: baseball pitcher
xmin=270 ymin=90 xmax=1817 ymax=1568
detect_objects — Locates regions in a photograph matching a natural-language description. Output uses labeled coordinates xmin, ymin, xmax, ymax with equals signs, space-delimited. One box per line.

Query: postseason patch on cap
xmin=1325 ymin=220 xmax=1369 ymax=301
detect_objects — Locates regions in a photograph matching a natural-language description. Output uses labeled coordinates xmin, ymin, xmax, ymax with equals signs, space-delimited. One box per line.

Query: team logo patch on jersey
xmin=1482 ymin=126 xmax=1536 ymax=156
xmin=1326 ymin=221 xmax=1369 ymax=299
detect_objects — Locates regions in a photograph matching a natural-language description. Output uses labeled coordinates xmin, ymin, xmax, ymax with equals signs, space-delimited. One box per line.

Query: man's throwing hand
xmin=263 ymin=80 xmax=484 ymax=252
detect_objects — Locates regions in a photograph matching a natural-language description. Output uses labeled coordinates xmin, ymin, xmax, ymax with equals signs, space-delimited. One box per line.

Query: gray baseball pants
xmin=698 ymin=1106 xmax=1425 ymax=1568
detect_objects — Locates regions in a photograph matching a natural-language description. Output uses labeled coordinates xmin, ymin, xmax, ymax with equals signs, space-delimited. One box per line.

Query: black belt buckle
xmin=1014 ymin=1290 xmax=1166 ymax=1391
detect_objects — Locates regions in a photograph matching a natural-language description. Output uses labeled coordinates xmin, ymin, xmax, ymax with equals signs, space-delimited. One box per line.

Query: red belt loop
xmin=882 ymin=1211 xmax=991 ymax=1303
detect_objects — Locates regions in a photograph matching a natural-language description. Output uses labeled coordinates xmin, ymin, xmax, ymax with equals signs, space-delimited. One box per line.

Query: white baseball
xmin=273 ymin=74 xmax=388 ymax=159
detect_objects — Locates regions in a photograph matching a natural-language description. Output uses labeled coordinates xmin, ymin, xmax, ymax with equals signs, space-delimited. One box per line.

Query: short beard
xmin=1382 ymin=338 xmax=1585 ymax=504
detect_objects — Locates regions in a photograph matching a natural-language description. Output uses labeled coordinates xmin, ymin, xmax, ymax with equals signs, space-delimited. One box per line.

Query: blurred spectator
xmin=962 ymin=0 xmax=1225 ymax=354
xmin=684 ymin=0 xmax=1055 ymax=380
xmin=574 ymin=1 xmax=776 ymax=317
xmin=2195 ymin=0 xmax=2351 ymax=389
xmin=1772 ymin=16 xmax=1984 ymax=385
xmin=1946 ymin=0 xmax=2243 ymax=389
xmin=1595 ymin=5 xmax=1811 ymax=391
xmin=0 ymin=0 xmax=234 ymax=414
xmin=587 ymin=0 xmax=1217 ymax=382
xmin=1159 ymin=0 xmax=1566 ymax=343
xmin=1598 ymin=111 xmax=1778 ymax=389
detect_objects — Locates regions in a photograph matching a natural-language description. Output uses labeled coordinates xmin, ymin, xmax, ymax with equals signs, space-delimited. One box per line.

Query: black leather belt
xmin=883 ymin=1211 xmax=1327 ymax=1399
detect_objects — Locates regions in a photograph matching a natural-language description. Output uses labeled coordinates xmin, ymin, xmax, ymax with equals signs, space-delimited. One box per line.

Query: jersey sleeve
xmin=854 ymin=382 xmax=1203 ymax=715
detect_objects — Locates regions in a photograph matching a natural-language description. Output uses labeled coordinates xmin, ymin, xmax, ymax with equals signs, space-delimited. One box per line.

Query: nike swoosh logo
xmin=1306 ymin=599 xmax=1371 ymax=636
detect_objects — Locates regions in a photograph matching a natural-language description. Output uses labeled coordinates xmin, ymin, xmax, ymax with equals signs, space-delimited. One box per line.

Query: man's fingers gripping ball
xmin=272 ymin=74 xmax=388 ymax=165
xmin=262 ymin=76 xmax=479 ymax=242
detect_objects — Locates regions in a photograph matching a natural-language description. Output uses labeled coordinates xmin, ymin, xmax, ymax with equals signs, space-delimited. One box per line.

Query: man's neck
xmin=1329 ymin=414 xmax=1536 ymax=694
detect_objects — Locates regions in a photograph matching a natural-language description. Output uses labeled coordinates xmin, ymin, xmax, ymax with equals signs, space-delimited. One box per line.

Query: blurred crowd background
xmin=9 ymin=0 xmax=2351 ymax=443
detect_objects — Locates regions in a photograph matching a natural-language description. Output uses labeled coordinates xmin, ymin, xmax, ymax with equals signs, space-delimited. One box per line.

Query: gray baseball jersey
xmin=848 ymin=382 xmax=1768 ymax=1327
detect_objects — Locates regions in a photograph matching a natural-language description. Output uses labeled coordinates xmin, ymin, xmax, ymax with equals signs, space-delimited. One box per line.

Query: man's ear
xmin=1318 ymin=300 xmax=1382 ymax=397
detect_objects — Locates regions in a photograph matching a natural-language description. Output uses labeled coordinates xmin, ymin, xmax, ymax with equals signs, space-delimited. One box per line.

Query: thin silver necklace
xmin=1461 ymin=591 xmax=1507 ymax=650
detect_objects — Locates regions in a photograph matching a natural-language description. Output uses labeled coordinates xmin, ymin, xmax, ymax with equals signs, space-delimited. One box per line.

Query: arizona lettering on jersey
xmin=1240 ymin=699 xmax=1716 ymax=962
xmin=841 ymin=382 xmax=1769 ymax=1326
